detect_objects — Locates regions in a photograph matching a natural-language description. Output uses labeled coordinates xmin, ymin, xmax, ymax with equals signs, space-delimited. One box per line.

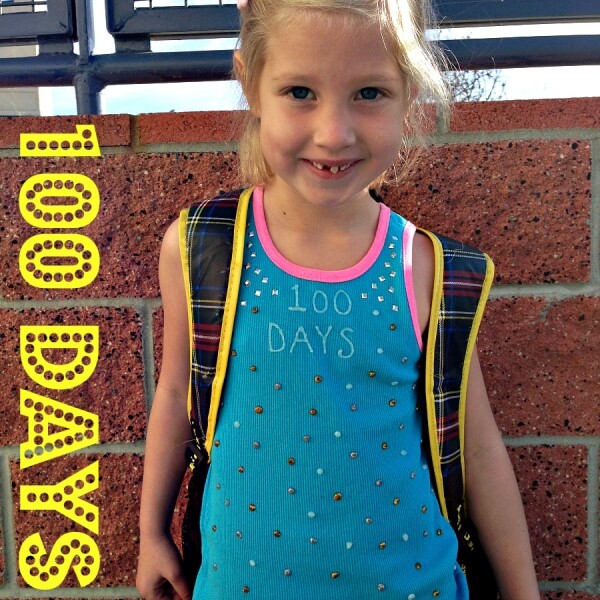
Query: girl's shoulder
xmin=411 ymin=230 xmax=435 ymax=336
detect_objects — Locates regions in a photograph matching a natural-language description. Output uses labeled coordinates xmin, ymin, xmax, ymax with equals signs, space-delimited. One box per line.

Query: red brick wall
xmin=0 ymin=99 xmax=598 ymax=598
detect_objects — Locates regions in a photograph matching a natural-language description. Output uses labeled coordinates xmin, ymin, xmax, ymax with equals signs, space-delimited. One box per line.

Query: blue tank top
xmin=194 ymin=192 xmax=468 ymax=599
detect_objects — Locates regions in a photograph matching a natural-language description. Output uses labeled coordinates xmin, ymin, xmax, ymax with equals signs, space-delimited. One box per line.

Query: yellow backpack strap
xmin=419 ymin=229 xmax=497 ymax=598
xmin=418 ymin=229 xmax=494 ymax=518
xmin=205 ymin=189 xmax=251 ymax=456
xmin=179 ymin=188 xmax=252 ymax=467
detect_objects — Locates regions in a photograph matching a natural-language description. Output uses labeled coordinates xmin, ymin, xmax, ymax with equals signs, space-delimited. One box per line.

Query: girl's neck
xmin=261 ymin=182 xmax=380 ymax=236
xmin=256 ymin=185 xmax=383 ymax=271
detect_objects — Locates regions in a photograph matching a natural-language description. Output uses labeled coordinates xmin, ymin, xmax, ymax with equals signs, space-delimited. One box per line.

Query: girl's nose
xmin=313 ymin=105 xmax=356 ymax=151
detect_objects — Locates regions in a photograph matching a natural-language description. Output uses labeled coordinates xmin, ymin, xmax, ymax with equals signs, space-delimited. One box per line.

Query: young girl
xmin=136 ymin=1 xmax=539 ymax=598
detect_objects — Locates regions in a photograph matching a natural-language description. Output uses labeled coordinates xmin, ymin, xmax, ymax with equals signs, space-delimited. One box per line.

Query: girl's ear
xmin=234 ymin=50 xmax=260 ymax=116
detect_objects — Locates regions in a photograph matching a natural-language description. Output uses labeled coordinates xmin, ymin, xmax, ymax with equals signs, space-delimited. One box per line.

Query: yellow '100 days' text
xmin=17 ymin=125 xmax=102 ymax=590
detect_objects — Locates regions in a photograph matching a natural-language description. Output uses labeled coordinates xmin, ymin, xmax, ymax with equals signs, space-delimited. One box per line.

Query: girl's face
xmin=251 ymin=10 xmax=409 ymax=214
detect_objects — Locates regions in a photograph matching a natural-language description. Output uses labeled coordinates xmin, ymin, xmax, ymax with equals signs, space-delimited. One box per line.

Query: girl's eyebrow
xmin=270 ymin=72 xmax=400 ymax=84
xmin=270 ymin=71 xmax=311 ymax=81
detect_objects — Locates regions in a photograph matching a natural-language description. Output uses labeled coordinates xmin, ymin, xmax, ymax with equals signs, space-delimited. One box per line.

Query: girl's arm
xmin=413 ymin=232 xmax=538 ymax=599
xmin=464 ymin=349 xmax=540 ymax=600
xmin=136 ymin=220 xmax=193 ymax=600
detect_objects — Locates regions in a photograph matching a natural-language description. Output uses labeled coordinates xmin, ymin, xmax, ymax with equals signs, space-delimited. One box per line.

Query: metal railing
xmin=0 ymin=0 xmax=599 ymax=115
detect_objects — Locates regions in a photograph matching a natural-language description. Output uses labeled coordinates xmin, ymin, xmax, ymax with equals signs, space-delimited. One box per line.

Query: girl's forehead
xmin=262 ymin=8 xmax=405 ymax=71
xmin=263 ymin=20 xmax=402 ymax=86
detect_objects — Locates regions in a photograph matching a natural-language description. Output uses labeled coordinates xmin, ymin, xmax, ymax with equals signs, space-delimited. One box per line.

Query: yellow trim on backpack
xmin=458 ymin=253 xmax=494 ymax=510
xmin=178 ymin=208 xmax=194 ymax=427
xmin=204 ymin=188 xmax=253 ymax=458
xmin=419 ymin=229 xmax=448 ymax=519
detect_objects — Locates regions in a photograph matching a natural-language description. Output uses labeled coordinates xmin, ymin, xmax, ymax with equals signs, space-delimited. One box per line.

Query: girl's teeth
xmin=312 ymin=162 xmax=351 ymax=173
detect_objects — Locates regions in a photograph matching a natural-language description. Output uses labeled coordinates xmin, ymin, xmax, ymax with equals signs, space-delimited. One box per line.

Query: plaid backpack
xmin=177 ymin=188 xmax=498 ymax=598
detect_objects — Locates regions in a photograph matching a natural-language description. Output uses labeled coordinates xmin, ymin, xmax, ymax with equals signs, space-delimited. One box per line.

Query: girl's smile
xmin=250 ymin=10 xmax=409 ymax=221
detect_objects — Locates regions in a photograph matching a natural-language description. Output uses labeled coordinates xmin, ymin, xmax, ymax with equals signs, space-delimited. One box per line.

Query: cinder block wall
xmin=0 ymin=98 xmax=598 ymax=599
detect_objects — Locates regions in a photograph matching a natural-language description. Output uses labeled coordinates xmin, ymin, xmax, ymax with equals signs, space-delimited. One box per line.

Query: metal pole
xmin=74 ymin=0 xmax=103 ymax=115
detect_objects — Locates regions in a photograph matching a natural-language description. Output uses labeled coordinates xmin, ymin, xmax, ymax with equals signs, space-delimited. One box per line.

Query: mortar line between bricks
xmin=0 ymin=442 xmax=145 ymax=458
xmin=586 ymin=441 xmax=600 ymax=588
xmin=131 ymin=114 xmax=142 ymax=153
xmin=430 ymin=128 xmax=600 ymax=146
xmin=0 ymin=297 xmax=162 ymax=311
xmin=490 ymin=282 xmax=599 ymax=299
xmin=504 ymin=435 xmax=600 ymax=446
xmin=590 ymin=138 xmax=600 ymax=284
xmin=0 ymin=148 xmax=20 ymax=158
xmin=538 ymin=580 xmax=590 ymax=592
xmin=0 ymin=453 xmax=18 ymax=587
xmin=435 ymin=103 xmax=449 ymax=135
xmin=131 ymin=141 xmax=240 ymax=155
xmin=0 ymin=141 xmax=234 ymax=158
xmin=0 ymin=586 xmax=139 ymax=598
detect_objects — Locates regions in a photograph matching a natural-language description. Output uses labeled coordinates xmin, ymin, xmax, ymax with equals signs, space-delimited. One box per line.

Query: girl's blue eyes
xmin=289 ymin=87 xmax=312 ymax=100
xmin=287 ymin=87 xmax=382 ymax=100
xmin=358 ymin=87 xmax=380 ymax=100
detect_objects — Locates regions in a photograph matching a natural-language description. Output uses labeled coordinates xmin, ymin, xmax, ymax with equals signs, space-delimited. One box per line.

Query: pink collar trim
xmin=252 ymin=186 xmax=390 ymax=283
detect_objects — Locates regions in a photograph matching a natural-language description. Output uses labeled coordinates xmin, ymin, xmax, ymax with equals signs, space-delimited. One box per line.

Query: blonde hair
xmin=234 ymin=0 xmax=450 ymax=186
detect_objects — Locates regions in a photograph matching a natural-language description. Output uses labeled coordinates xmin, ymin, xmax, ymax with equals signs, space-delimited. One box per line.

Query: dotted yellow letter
xmin=20 ymin=325 xmax=99 ymax=390
xmin=20 ymin=124 xmax=100 ymax=157
xmin=19 ymin=173 xmax=100 ymax=228
xmin=19 ymin=233 xmax=100 ymax=289
xmin=20 ymin=390 xmax=99 ymax=468
xmin=19 ymin=532 xmax=100 ymax=589
xmin=21 ymin=462 xmax=99 ymax=534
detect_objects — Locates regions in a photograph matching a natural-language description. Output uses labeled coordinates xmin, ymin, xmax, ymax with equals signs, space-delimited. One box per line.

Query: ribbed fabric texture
xmin=194 ymin=199 xmax=468 ymax=599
